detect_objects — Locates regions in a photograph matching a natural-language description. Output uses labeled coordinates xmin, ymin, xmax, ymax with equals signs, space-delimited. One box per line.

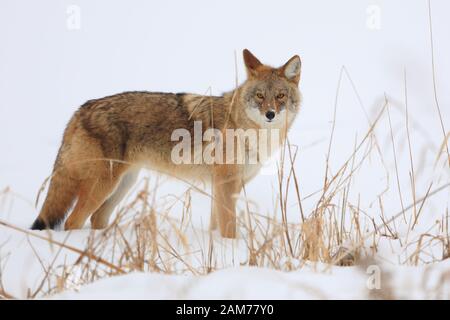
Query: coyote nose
xmin=265 ymin=110 xmax=275 ymax=121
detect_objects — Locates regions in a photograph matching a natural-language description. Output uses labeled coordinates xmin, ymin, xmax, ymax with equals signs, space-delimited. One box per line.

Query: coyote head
xmin=239 ymin=49 xmax=301 ymax=128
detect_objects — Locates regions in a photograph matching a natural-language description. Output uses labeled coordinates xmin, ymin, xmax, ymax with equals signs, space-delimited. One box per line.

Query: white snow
xmin=50 ymin=262 xmax=450 ymax=300
xmin=0 ymin=223 xmax=449 ymax=299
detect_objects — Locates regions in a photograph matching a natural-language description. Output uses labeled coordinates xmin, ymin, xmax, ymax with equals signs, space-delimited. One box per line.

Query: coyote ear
xmin=243 ymin=49 xmax=263 ymax=78
xmin=281 ymin=55 xmax=301 ymax=84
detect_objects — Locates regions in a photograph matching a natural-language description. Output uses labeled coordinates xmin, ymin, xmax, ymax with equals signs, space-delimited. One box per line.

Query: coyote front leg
xmin=212 ymin=164 xmax=242 ymax=239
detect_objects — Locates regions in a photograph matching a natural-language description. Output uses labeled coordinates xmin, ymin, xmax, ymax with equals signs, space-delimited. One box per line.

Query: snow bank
xmin=52 ymin=262 xmax=450 ymax=300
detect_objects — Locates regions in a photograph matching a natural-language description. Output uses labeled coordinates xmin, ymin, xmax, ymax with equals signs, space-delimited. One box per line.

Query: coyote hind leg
xmin=90 ymin=169 xmax=139 ymax=229
xmin=64 ymin=168 xmax=126 ymax=230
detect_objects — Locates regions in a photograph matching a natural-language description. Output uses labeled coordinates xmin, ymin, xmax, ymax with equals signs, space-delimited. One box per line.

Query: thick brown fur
xmin=31 ymin=49 xmax=302 ymax=238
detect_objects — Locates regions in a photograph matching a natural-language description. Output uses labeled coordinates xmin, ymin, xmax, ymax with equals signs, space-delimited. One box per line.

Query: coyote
xmin=31 ymin=49 xmax=302 ymax=238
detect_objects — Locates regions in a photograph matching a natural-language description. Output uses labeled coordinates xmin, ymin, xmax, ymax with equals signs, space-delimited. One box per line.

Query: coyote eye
xmin=276 ymin=93 xmax=285 ymax=99
xmin=256 ymin=93 xmax=264 ymax=99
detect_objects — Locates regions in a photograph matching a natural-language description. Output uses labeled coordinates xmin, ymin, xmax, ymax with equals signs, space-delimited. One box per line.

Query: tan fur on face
xmin=31 ymin=49 xmax=302 ymax=239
